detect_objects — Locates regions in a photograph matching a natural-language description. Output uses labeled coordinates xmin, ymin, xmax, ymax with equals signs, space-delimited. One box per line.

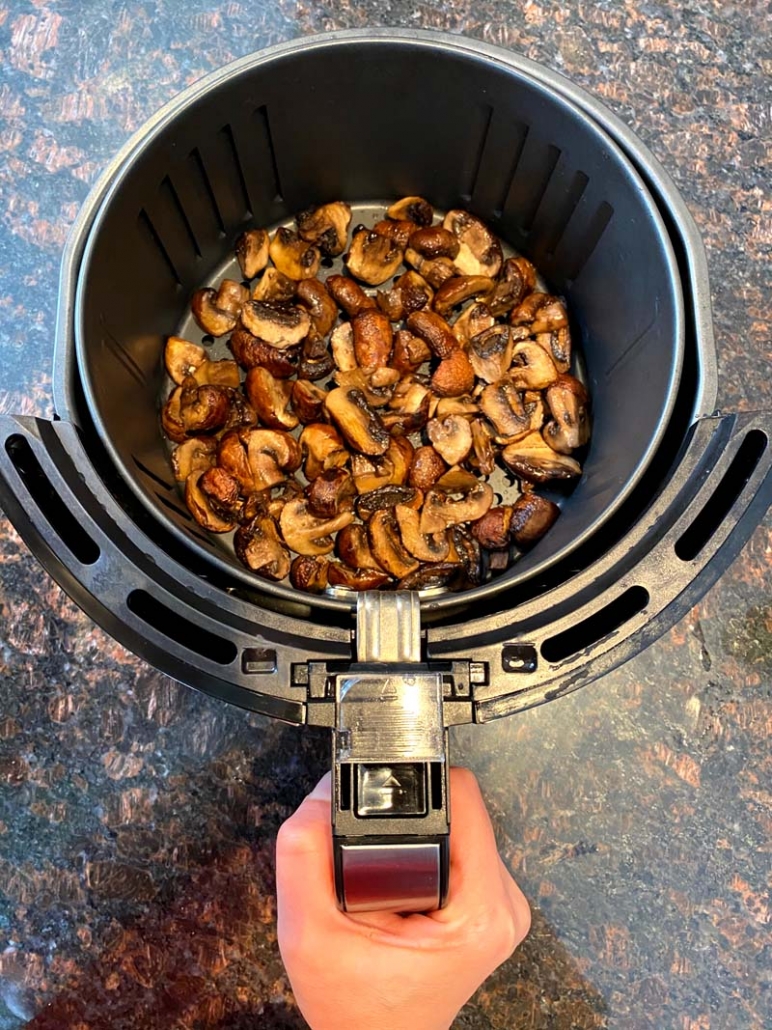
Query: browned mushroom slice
xmin=327 ymin=563 xmax=393 ymax=591
xmin=420 ymin=481 xmax=494 ymax=535
xmin=300 ymin=423 xmax=350 ymax=480
xmin=372 ymin=219 xmax=418 ymax=250
xmin=510 ymin=292 xmax=568 ymax=333
xmin=161 ymin=386 xmax=187 ymax=443
xmin=523 ymin=390 xmax=546 ymax=434
xmin=434 ymin=395 xmax=479 ymax=417
xmin=171 ymin=437 xmax=217 ymax=481
xmin=215 ymin=279 xmax=249 ymax=318
xmin=296 ymin=201 xmax=352 ymax=256
xmin=199 ymin=466 xmax=243 ymax=521
xmin=165 ymin=337 xmax=207 ymax=385
xmin=509 ymin=340 xmax=559 ymax=391
xmin=408 ymin=226 xmax=460 ymax=261
xmin=382 ymin=377 xmax=431 ymax=435
xmin=397 ymin=562 xmax=462 ymax=592
xmin=269 ymin=227 xmax=321 ymax=280
xmin=235 ymin=514 xmax=291 ymax=580
xmin=426 ymin=415 xmax=473 ymax=466
xmin=179 ymin=378 xmax=231 ymax=433
xmin=247 ymin=478 xmax=304 ymax=522
xmin=245 ymin=367 xmax=299 ymax=431
xmin=543 ymin=374 xmax=590 ymax=454
xmin=431 ymin=350 xmax=476 ymax=398
xmin=534 ymin=327 xmax=572 ymax=374
xmin=280 ymin=498 xmax=353 ymax=557
xmin=485 ymin=255 xmax=537 ymax=317
xmin=356 ymin=484 xmax=419 ymax=521
xmin=408 ymin=445 xmax=447 ymax=491
xmin=480 ymin=380 xmax=529 ymax=439
xmin=291 ymin=379 xmax=328 ymax=424
xmin=299 ymin=330 xmax=335 ymax=381
xmin=501 ymin=431 xmax=582 ymax=483
xmin=442 ymin=210 xmax=503 ymax=278
xmin=395 ymin=504 xmax=449 ymax=563
xmin=222 ymin=390 xmax=258 ymax=433
xmin=336 ymin=524 xmax=383 ymax=571
xmin=470 ymin=506 xmax=515 ymax=550
xmin=235 ymin=228 xmax=270 ymax=280
xmin=240 ymin=300 xmax=311 ymax=349
xmin=447 ymin=526 xmax=483 ymax=587
xmin=509 ymin=494 xmax=560 ymax=548
xmin=367 ymin=509 xmax=420 ymax=579
xmin=388 ymin=436 xmax=414 ymax=485
xmin=333 ymin=367 xmax=398 ymax=409
xmin=289 ymin=554 xmax=330 ymax=593
xmin=468 ymin=325 xmax=515 ymax=384
xmin=406 ymin=309 xmax=458 ymax=359
xmin=229 ymin=327 xmax=300 ymax=377
xmin=452 ymin=301 xmax=495 ymax=345
xmin=252 ymin=268 xmax=297 ymax=303
xmin=345 ymin=229 xmax=404 ymax=286
xmin=469 ymin=419 xmax=496 ymax=476
xmin=350 ymin=453 xmax=396 ymax=494
xmin=192 ymin=359 xmax=241 ymax=388
xmin=392 ymin=329 xmax=432 ymax=373
xmin=386 ymin=196 xmax=433 ymax=226
xmin=246 ymin=428 xmax=302 ymax=491
xmin=330 ymin=322 xmax=358 ymax=372
xmin=352 ymin=310 xmax=393 ymax=370
xmin=377 ymin=271 xmax=433 ymax=322
xmin=191 ymin=288 xmax=238 ymax=337
xmin=306 ymin=468 xmax=356 ymax=520
xmin=403 ymin=251 xmax=458 ymax=289
xmin=433 ymin=275 xmax=495 ymax=318
xmin=325 ymin=387 xmax=390 ymax=456
xmin=296 ymin=277 xmax=338 ymax=337
xmin=217 ymin=429 xmax=254 ymax=493
xmin=434 ymin=466 xmax=480 ymax=493
xmin=185 ymin=470 xmax=238 ymax=532
xmin=325 ymin=274 xmax=377 ymax=318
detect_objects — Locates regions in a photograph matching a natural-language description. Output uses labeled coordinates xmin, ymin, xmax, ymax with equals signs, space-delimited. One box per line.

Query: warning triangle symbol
xmin=383 ymin=774 xmax=402 ymax=788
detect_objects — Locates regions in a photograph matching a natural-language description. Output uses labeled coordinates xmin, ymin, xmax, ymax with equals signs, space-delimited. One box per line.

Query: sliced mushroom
xmin=161 ymin=386 xmax=187 ymax=443
xmin=345 ymin=229 xmax=403 ymax=286
xmin=296 ymin=278 xmax=338 ymax=337
xmin=336 ymin=524 xmax=383 ymax=571
xmin=235 ymin=228 xmax=270 ymax=280
xmin=296 ymin=201 xmax=352 ymax=256
xmin=191 ymin=288 xmax=238 ymax=337
xmin=523 ymin=390 xmax=546 ymax=434
xmin=215 ymin=279 xmax=249 ymax=318
xmin=485 ymin=255 xmax=537 ymax=317
xmin=420 ymin=481 xmax=494 ymax=535
xmin=435 ymin=466 xmax=480 ymax=493
xmin=509 ymin=340 xmax=559 ymax=391
xmin=388 ymin=436 xmax=414 ymax=485
xmin=334 ymin=367 xmax=399 ymax=408
xmin=252 ymin=268 xmax=297 ymax=303
xmin=325 ymin=274 xmax=377 ymax=318
xmin=510 ymin=293 xmax=568 ymax=333
xmin=479 ymin=380 xmax=529 ymax=439
xmin=395 ymin=504 xmax=449 ymax=563
xmin=392 ymin=329 xmax=432 ymax=373
xmin=229 ymin=327 xmax=300 ymax=377
xmin=535 ymin=327 xmax=572 ymax=373
xmin=165 ymin=337 xmax=207 ymax=385
xmin=443 ymin=210 xmax=503 ymax=278
xmin=426 ymin=415 xmax=473 ymax=466
xmin=386 ymin=196 xmax=433 ymax=225
xmin=431 ymin=350 xmax=475 ymax=398
xmin=246 ymin=478 xmax=304 ymax=523
xmin=235 ymin=514 xmax=291 ymax=581
xmin=403 ymin=251 xmax=458 ymax=288
xmin=245 ymin=367 xmax=299 ymax=431
xmin=299 ymin=330 xmax=335 ymax=381
xmin=469 ymin=418 xmax=496 ymax=476
xmin=377 ymin=271 xmax=433 ymax=322
xmin=509 ymin=494 xmax=560 ymax=547
xmin=327 ymin=563 xmax=393 ymax=591
xmin=350 ymin=453 xmax=397 ymax=494
xmin=306 ymin=468 xmax=356 ymax=520
xmin=279 ymin=498 xmax=353 ymax=556
xmin=372 ymin=219 xmax=417 ymax=251
xmin=240 ymin=300 xmax=311 ymax=349
xmin=325 ymin=387 xmax=390 ymax=456
xmin=218 ymin=429 xmax=255 ymax=493
xmin=397 ymin=562 xmax=462 ymax=592
xmin=447 ymin=526 xmax=483 ymax=587
xmin=330 ymin=322 xmax=358 ymax=372
xmin=433 ymin=275 xmax=494 ymax=319
xmin=269 ymin=227 xmax=321 ymax=280
xmin=246 ymin=428 xmax=302 ymax=491
xmin=452 ymin=301 xmax=495 ymax=345
xmin=468 ymin=325 xmax=515 ymax=384
xmin=434 ymin=395 xmax=479 ymax=417
xmin=290 ymin=554 xmax=330 ymax=593
xmin=352 ymin=310 xmax=393 ymax=370
xmin=221 ymin=390 xmax=258 ymax=433
xmin=192 ymin=360 xmax=241 ymax=388
xmin=185 ymin=470 xmax=237 ymax=532
xmin=471 ymin=506 xmax=514 ymax=550
xmin=543 ymin=374 xmax=590 ymax=454
xmin=367 ymin=509 xmax=420 ymax=579
xmin=356 ymin=485 xmax=419 ymax=521
xmin=300 ymin=423 xmax=350 ymax=480
xmin=382 ymin=377 xmax=431 ymax=435
xmin=408 ymin=226 xmax=460 ymax=261
xmin=501 ymin=431 xmax=582 ymax=483
xmin=291 ymin=379 xmax=328 ymax=424
xmin=409 ymin=445 xmax=447 ymax=491
xmin=179 ymin=377 xmax=231 ymax=433
xmin=199 ymin=466 xmax=243 ymax=520
xmin=171 ymin=437 xmax=217 ymax=481
xmin=406 ymin=309 xmax=458 ymax=359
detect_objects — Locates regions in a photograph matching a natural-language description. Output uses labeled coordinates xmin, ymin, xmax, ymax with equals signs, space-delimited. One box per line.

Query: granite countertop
xmin=0 ymin=2 xmax=771 ymax=1028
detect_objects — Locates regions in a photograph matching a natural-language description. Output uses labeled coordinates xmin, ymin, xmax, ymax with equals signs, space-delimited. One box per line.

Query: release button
xmin=355 ymin=763 xmax=427 ymax=818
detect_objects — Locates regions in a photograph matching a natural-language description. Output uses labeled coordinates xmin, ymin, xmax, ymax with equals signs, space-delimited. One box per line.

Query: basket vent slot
xmin=563 ymin=201 xmax=614 ymax=282
xmin=219 ymin=123 xmax=252 ymax=219
xmin=541 ymin=586 xmax=649 ymax=663
xmin=159 ymin=174 xmax=201 ymax=258
xmin=466 ymin=103 xmax=493 ymax=201
xmin=126 ymin=589 xmax=237 ymax=665
xmin=520 ymin=144 xmax=561 ymax=233
xmin=543 ymin=170 xmax=589 ymax=258
xmin=675 ymin=430 xmax=768 ymax=562
xmin=4 ymin=435 xmax=100 ymax=566
xmin=187 ymin=147 xmax=225 ymax=235
xmin=133 ymin=456 xmax=174 ymax=492
xmin=254 ymin=104 xmax=283 ymax=202
xmin=137 ymin=209 xmax=182 ymax=285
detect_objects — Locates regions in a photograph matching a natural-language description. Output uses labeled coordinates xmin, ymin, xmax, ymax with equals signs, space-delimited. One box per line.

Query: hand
xmin=276 ymin=767 xmax=530 ymax=1030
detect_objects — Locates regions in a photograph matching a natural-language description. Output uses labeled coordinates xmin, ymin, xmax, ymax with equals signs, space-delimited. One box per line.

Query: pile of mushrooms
xmin=161 ymin=197 xmax=591 ymax=594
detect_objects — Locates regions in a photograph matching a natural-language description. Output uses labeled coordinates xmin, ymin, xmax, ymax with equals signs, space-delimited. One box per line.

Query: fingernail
xmin=307 ymin=771 xmax=332 ymax=801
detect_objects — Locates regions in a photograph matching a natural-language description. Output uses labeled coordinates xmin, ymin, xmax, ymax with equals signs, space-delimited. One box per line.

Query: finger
xmin=445 ymin=767 xmax=504 ymax=900
xmin=498 ymin=856 xmax=532 ymax=946
xmin=276 ymin=772 xmax=336 ymax=921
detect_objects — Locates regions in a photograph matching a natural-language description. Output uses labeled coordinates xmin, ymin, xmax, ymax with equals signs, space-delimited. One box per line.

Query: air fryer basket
xmin=0 ymin=31 xmax=770 ymax=911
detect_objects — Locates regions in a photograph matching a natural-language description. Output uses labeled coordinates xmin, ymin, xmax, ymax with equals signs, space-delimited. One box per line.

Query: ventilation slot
xmin=219 ymin=123 xmax=252 ymax=219
xmin=494 ymin=124 xmax=529 ymax=216
xmin=101 ymin=323 xmax=147 ymax=388
xmin=254 ymin=105 xmax=283 ymax=202
xmin=543 ymin=171 xmax=589 ymax=257
xmin=133 ymin=456 xmax=174 ymax=492
xmin=126 ymin=589 xmax=237 ymax=665
xmin=137 ymin=209 xmax=182 ymax=285
xmin=541 ymin=586 xmax=649 ymax=664
xmin=188 ymin=147 xmax=225 ymax=234
xmin=675 ymin=430 xmax=768 ymax=562
xmin=466 ymin=104 xmax=493 ymax=201
xmin=154 ymin=493 xmax=217 ymax=546
xmin=430 ymin=763 xmax=443 ymax=810
xmin=4 ymin=435 xmax=100 ymax=566
xmin=520 ymin=144 xmax=561 ymax=233
xmin=339 ymin=764 xmax=352 ymax=811
xmin=159 ymin=175 xmax=201 ymax=258
xmin=563 ymin=201 xmax=614 ymax=282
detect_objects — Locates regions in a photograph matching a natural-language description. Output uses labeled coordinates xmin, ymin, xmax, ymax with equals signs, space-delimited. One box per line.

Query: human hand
xmin=276 ymin=767 xmax=530 ymax=1030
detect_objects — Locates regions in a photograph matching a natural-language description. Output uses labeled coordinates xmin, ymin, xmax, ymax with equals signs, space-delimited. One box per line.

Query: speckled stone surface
xmin=0 ymin=2 xmax=771 ymax=1028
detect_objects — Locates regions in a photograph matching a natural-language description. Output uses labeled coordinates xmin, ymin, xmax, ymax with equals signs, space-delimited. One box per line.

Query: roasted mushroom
xmin=501 ymin=431 xmax=582 ymax=483
xmin=368 ymin=509 xmax=420 ymax=579
xmin=356 ymin=485 xmax=419 ymax=521
xmin=191 ymin=287 xmax=239 ymax=337
xmin=325 ymin=387 xmax=390 ymax=456
xmin=386 ymin=196 xmax=433 ymax=225
xmin=245 ymin=367 xmax=299 ymax=431
xmin=217 ymin=430 xmax=255 ymax=493
xmin=171 ymin=437 xmax=217 ymax=481
xmin=330 ymin=321 xmax=358 ymax=372
xmin=279 ymin=498 xmax=353 ymax=556
xmin=245 ymin=428 xmax=302 ymax=491
xmin=229 ymin=327 xmax=300 ymax=377
xmin=479 ymin=379 xmax=529 ymax=439
xmin=247 ymin=478 xmax=304 ymax=522
xmin=377 ymin=271 xmax=433 ymax=322
xmin=395 ymin=504 xmax=449 ymax=562
xmin=296 ymin=201 xmax=352 ymax=257
xmin=235 ymin=514 xmax=291 ymax=580
xmin=161 ymin=386 xmax=187 ymax=443
xmin=327 ymin=563 xmax=392 ymax=590
xmin=485 ymin=255 xmax=537 ymax=317
xmin=406 ymin=309 xmax=458 ymax=359
xmin=392 ymin=329 xmax=432 ymax=373
xmin=269 ymin=227 xmax=321 ymax=280
xmin=382 ymin=377 xmax=431 ymax=435
xmin=345 ymin=229 xmax=404 ymax=286
xmin=403 ymin=251 xmax=458 ymax=288
xmin=296 ymin=277 xmax=338 ymax=337
xmin=433 ymin=275 xmax=494 ymax=319
xmin=468 ymin=325 xmax=515 ymax=384
xmin=397 ymin=563 xmax=462 ymax=592
xmin=235 ymin=228 xmax=270 ymax=280
xmin=252 ymin=268 xmax=297 ymax=303
xmin=535 ymin=327 xmax=572 ymax=374
xmin=372 ymin=219 xmax=418 ymax=251
xmin=508 ymin=340 xmax=559 ymax=391
xmin=290 ymin=554 xmax=330 ymax=593
xmin=325 ymin=274 xmax=377 ymax=318
xmin=179 ymin=378 xmax=231 ymax=433
xmin=510 ymin=292 xmax=568 ymax=332
xmin=352 ymin=310 xmax=393 ymax=370
xmin=443 ymin=210 xmax=503 ymax=278
xmin=165 ymin=337 xmax=207 ymax=385
xmin=431 ymin=350 xmax=476 ymax=398
xmin=199 ymin=466 xmax=243 ymax=520
xmin=419 ymin=481 xmax=494 ymax=535
xmin=191 ymin=359 xmax=241 ymax=388
xmin=215 ymin=279 xmax=249 ymax=318
xmin=185 ymin=470 xmax=238 ymax=532
xmin=291 ymin=379 xmax=328 ymax=424
xmin=336 ymin=524 xmax=383 ymax=571
xmin=221 ymin=389 xmax=258 ymax=433
xmin=333 ymin=367 xmax=399 ymax=409
xmin=300 ymin=423 xmax=350 ymax=480
xmin=434 ymin=396 xmax=479 ymax=417
xmin=298 ymin=330 xmax=335 ymax=381
xmin=426 ymin=415 xmax=473 ymax=466
xmin=469 ymin=419 xmax=496 ymax=476
xmin=306 ymin=468 xmax=356 ymax=519
xmin=240 ymin=300 xmax=311 ymax=349
xmin=408 ymin=226 xmax=460 ymax=261
xmin=543 ymin=374 xmax=590 ymax=454
xmin=470 ymin=506 xmax=514 ymax=550
xmin=509 ymin=494 xmax=560 ymax=547
xmin=409 ymin=445 xmax=447 ymax=491
xmin=452 ymin=301 xmax=495 ymax=345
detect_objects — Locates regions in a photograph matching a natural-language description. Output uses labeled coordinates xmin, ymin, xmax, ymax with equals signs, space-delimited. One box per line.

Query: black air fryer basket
xmin=1 ymin=31 xmax=770 ymax=912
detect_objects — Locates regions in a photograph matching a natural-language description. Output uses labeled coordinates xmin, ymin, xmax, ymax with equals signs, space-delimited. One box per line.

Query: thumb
xmin=276 ymin=772 xmax=336 ymax=919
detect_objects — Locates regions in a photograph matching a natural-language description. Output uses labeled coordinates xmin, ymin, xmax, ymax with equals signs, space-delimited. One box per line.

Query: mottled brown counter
xmin=0 ymin=1 xmax=771 ymax=1028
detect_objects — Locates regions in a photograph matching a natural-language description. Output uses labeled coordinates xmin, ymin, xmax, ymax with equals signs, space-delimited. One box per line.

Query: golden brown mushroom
xmin=290 ymin=554 xmax=330 ymax=593
xmin=408 ymin=226 xmax=460 ymax=261
xmin=508 ymin=340 xmax=559 ymax=391
xmin=470 ymin=506 xmax=515 ymax=550
xmin=367 ymin=509 xmax=420 ymax=579
xmin=392 ymin=329 xmax=432 ymax=373
xmin=296 ymin=201 xmax=352 ymax=257
xmin=543 ymin=374 xmax=591 ymax=454
xmin=291 ymin=379 xmax=328 ymax=424
xmin=296 ymin=277 xmax=338 ymax=337
xmin=377 ymin=271 xmax=434 ymax=322
xmin=325 ymin=387 xmax=390 ymax=456
xmin=306 ymin=468 xmax=357 ymax=520
xmin=419 ymin=481 xmax=494 ymax=535
xmin=179 ymin=377 xmax=231 ymax=434
xmin=426 ymin=415 xmax=473 ymax=466
xmin=408 ymin=445 xmax=447 ymax=492
xmin=510 ymin=293 xmax=568 ymax=333
xmin=171 ymin=437 xmax=217 ymax=482
xmin=479 ymin=380 xmax=529 ymax=439
xmin=509 ymin=494 xmax=560 ymax=547
xmin=534 ymin=327 xmax=572 ymax=373
xmin=395 ymin=504 xmax=449 ymax=563
xmin=468 ymin=325 xmax=515 ymax=384
xmin=235 ymin=228 xmax=270 ymax=280
xmin=406 ymin=309 xmax=458 ymax=359
xmin=345 ymin=229 xmax=404 ymax=286
xmin=269 ymin=227 xmax=321 ymax=280
xmin=165 ymin=337 xmax=207 ymax=385
xmin=325 ymin=274 xmax=377 ymax=318
xmin=199 ymin=466 xmax=243 ymax=521
xmin=229 ymin=327 xmax=300 ymax=377
xmin=442 ymin=210 xmax=503 ymax=278
xmin=245 ymin=428 xmax=302 ymax=491
xmin=432 ymin=275 xmax=495 ymax=319
xmin=240 ymin=300 xmax=311 ymax=349
xmin=485 ymin=255 xmax=537 ymax=317
xmin=386 ymin=196 xmax=433 ymax=225
xmin=298 ymin=330 xmax=335 ymax=381
xmin=452 ymin=301 xmax=495 ymax=345
xmin=185 ymin=470 xmax=238 ymax=532
xmin=252 ymin=268 xmax=297 ymax=303
xmin=235 ymin=514 xmax=291 ymax=580
xmin=431 ymin=350 xmax=476 ymax=398
xmin=403 ymin=251 xmax=458 ymax=288
xmin=500 ymin=431 xmax=582 ymax=483
xmin=245 ymin=367 xmax=299 ymax=431
xmin=191 ymin=288 xmax=238 ymax=337
xmin=279 ymin=498 xmax=354 ymax=557
xmin=327 ymin=563 xmax=393 ymax=590
xmin=352 ymin=310 xmax=393 ymax=370
xmin=335 ymin=524 xmax=383 ymax=571
xmin=372 ymin=219 xmax=418 ymax=251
